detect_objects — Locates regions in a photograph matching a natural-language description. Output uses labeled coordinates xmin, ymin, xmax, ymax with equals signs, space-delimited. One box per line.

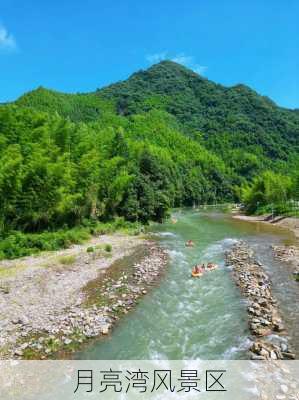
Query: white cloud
xmin=0 ymin=24 xmax=16 ymax=51
xmin=171 ymin=54 xmax=194 ymax=65
xmin=193 ymin=65 xmax=208 ymax=75
xmin=146 ymin=51 xmax=207 ymax=76
xmin=146 ymin=52 xmax=167 ymax=64
xmin=171 ymin=53 xmax=207 ymax=76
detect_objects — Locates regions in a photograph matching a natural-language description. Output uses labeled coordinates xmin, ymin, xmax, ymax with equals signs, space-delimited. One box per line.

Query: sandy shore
xmin=0 ymin=233 xmax=168 ymax=359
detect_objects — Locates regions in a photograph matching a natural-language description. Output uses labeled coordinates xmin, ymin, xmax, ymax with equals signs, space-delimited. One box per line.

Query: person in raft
xmin=193 ymin=264 xmax=205 ymax=274
xmin=193 ymin=265 xmax=200 ymax=274
xmin=207 ymin=262 xmax=217 ymax=270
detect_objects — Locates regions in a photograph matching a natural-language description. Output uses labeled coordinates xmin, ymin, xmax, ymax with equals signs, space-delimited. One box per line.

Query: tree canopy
xmin=0 ymin=60 xmax=298 ymax=240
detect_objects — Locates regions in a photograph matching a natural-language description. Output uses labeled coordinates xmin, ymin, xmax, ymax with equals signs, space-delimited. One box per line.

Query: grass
xmin=0 ymin=228 xmax=90 ymax=261
xmin=0 ymin=282 xmax=10 ymax=293
xmin=0 ymin=217 xmax=142 ymax=261
xmin=20 ymin=328 xmax=88 ymax=360
xmin=0 ymin=263 xmax=26 ymax=279
xmin=58 ymin=255 xmax=76 ymax=265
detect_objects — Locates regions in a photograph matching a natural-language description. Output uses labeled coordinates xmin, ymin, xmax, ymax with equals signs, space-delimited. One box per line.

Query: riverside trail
xmin=77 ymin=210 xmax=298 ymax=359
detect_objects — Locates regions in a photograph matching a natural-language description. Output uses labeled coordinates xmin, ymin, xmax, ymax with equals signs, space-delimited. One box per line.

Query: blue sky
xmin=1 ymin=0 xmax=298 ymax=108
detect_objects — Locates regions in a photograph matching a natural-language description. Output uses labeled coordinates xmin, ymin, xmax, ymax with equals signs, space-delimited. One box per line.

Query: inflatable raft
xmin=191 ymin=271 xmax=203 ymax=278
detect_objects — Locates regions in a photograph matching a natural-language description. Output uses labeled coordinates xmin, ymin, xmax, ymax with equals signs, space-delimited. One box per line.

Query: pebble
xmin=281 ymin=352 xmax=295 ymax=359
xmin=280 ymin=385 xmax=288 ymax=394
xmin=280 ymin=343 xmax=288 ymax=352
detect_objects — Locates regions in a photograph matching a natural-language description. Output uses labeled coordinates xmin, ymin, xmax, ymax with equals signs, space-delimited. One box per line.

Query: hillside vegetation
xmin=1 ymin=61 xmax=298 ymax=257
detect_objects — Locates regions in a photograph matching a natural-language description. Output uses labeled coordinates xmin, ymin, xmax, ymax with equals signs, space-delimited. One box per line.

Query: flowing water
xmin=77 ymin=210 xmax=298 ymax=359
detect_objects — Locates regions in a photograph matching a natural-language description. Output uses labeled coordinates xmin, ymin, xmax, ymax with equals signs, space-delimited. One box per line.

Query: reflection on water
xmin=77 ymin=211 xmax=298 ymax=360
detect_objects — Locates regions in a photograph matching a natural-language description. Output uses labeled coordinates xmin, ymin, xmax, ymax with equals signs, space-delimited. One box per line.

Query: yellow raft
xmin=191 ymin=271 xmax=203 ymax=278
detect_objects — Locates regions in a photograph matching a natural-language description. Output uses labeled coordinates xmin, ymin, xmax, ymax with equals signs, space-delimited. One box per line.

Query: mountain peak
xmin=140 ymin=59 xmax=203 ymax=79
xmin=149 ymin=59 xmax=191 ymax=70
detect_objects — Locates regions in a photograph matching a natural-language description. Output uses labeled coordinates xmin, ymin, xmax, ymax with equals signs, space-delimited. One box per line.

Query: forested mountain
xmin=15 ymin=61 xmax=299 ymax=172
xmin=99 ymin=61 xmax=299 ymax=164
xmin=16 ymin=87 xmax=112 ymax=122
xmin=0 ymin=61 xmax=298 ymax=253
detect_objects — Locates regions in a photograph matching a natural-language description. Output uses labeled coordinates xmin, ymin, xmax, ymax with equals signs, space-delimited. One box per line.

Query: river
xmin=76 ymin=210 xmax=298 ymax=359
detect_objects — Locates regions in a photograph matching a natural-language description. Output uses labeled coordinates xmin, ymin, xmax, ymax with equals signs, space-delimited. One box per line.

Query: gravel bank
xmin=226 ymin=241 xmax=296 ymax=360
xmin=0 ymin=234 xmax=168 ymax=359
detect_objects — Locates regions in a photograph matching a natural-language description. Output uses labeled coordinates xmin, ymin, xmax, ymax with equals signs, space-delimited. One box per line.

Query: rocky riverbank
xmin=226 ymin=241 xmax=296 ymax=360
xmin=0 ymin=234 xmax=168 ymax=359
xmin=272 ymin=245 xmax=299 ymax=281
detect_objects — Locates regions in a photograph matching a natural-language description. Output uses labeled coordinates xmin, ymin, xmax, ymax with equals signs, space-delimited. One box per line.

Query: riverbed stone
xmin=280 ymin=385 xmax=288 ymax=394
xmin=14 ymin=349 xmax=23 ymax=356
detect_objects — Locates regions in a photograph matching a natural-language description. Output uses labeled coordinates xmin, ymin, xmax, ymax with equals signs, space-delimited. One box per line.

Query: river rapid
xmin=77 ymin=210 xmax=298 ymax=360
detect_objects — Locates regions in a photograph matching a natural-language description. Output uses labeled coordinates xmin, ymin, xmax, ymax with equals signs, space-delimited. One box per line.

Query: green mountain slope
xmin=15 ymin=87 xmax=114 ymax=122
xmin=15 ymin=61 xmax=299 ymax=164
xmin=99 ymin=61 xmax=299 ymax=161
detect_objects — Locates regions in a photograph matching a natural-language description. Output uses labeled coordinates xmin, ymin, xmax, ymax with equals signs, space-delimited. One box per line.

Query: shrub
xmin=104 ymin=244 xmax=112 ymax=252
xmin=86 ymin=246 xmax=94 ymax=253
xmin=0 ymin=219 xmax=138 ymax=261
xmin=0 ymin=228 xmax=91 ymax=260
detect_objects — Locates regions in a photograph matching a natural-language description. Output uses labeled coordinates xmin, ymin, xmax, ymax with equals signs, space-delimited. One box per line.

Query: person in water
xmin=193 ymin=265 xmax=200 ymax=274
xmin=186 ymin=240 xmax=194 ymax=247
xmin=194 ymin=264 xmax=205 ymax=274
xmin=207 ymin=262 xmax=218 ymax=270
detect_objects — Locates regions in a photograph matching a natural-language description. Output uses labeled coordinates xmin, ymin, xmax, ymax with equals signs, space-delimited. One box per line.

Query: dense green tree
xmin=241 ymin=171 xmax=292 ymax=214
xmin=0 ymin=60 xmax=298 ymax=246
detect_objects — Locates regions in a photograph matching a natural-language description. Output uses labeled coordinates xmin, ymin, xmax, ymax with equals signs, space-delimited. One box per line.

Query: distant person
xmin=207 ymin=263 xmax=218 ymax=271
xmin=186 ymin=240 xmax=194 ymax=247
xmin=195 ymin=264 xmax=205 ymax=273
